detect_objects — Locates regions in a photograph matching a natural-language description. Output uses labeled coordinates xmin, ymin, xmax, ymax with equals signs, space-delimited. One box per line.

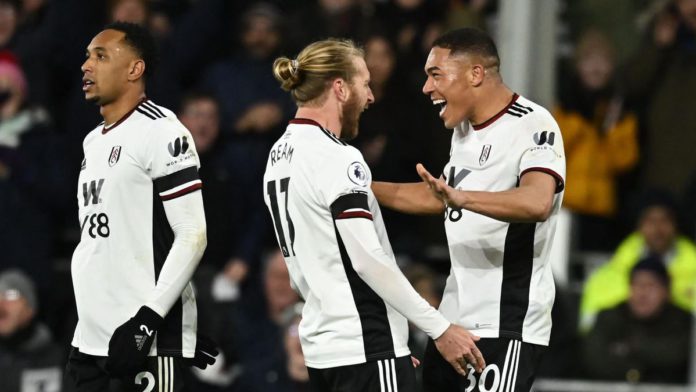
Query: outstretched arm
xmin=416 ymin=163 xmax=557 ymax=222
xmin=331 ymin=192 xmax=484 ymax=374
xmin=372 ymin=180 xmax=445 ymax=215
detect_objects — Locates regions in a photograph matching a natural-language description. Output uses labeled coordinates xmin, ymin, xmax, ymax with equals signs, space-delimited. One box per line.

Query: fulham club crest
xmin=479 ymin=144 xmax=492 ymax=166
xmin=108 ymin=146 xmax=122 ymax=167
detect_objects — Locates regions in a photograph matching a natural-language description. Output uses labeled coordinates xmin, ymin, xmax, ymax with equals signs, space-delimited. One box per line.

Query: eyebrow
xmin=425 ymin=66 xmax=440 ymax=74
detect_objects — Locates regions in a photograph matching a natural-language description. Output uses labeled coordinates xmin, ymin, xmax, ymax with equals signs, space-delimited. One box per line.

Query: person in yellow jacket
xmin=554 ymin=29 xmax=639 ymax=250
xmin=580 ymin=198 xmax=696 ymax=331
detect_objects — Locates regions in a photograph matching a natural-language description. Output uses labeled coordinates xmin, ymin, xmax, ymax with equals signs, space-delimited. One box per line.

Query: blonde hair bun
xmin=273 ymin=57 xmax=302 ymax=91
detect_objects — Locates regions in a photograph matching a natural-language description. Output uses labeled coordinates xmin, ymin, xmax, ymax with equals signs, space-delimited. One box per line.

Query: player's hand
xmin=411 ymin=355 xmax=421 ymax=368
xmin=183 ymin=334 xmax=219 ymax=369
xmin=416 ymin=163 xmax=466 ymax=209
xmin=434 ymin=324 xmax=485 ymax=376
xmin=106 ymin=306 xmax=164 ymax=376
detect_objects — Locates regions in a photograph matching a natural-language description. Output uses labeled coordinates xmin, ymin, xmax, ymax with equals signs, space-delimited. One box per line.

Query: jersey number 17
xmin=266 ymin=177 xmax=296 ymax=257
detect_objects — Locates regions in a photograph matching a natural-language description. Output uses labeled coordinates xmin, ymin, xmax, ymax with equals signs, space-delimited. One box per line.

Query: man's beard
xmin=339 ymin=91 xmax=362 ymax=141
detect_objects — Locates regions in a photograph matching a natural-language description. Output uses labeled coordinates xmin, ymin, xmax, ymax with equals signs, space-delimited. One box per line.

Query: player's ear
xmin=470 ymin=63 xmax=485 ymax=87
xmin=128 ymin=59 xmax=146 ymax=82
xmin=332 ymin=78 xmax=349 ymax=102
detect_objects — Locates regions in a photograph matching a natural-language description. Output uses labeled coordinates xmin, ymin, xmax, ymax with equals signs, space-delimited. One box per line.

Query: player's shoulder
xmin=507 ymin=95 xmax=559 ymax=137
xmin=83 ymin=122 xmax=104 ymax=146
xmin=136 ymin=100 xmax=190 ymax=138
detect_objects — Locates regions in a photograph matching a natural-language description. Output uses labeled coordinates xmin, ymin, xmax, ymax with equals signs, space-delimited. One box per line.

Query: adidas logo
xmin=135 ymin=334 xmax=148 ymax=351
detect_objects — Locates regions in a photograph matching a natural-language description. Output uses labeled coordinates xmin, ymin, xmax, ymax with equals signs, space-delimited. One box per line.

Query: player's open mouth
xmin=82 ymin=78 xmax=94 ymax=91
xmin=433 ymin=99 xmax=447 ymax=117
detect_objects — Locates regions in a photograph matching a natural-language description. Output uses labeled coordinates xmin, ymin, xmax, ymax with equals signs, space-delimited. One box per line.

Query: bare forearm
xmin=372 ymin=181 xmax=444 ymax=215
xmin=455 ymin=186 xmax=552 ymax=223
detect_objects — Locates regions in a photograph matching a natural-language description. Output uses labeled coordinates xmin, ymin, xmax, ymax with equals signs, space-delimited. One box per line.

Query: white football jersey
xmin=71 ymin=99 xmax=201 ymax=357
xmin=263 ymin=119 xmax=410 ymax=369
xmin=440 ymin=94 xmax=565 ymax=346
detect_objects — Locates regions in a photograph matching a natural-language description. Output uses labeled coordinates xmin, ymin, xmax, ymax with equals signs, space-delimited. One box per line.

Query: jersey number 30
xmin=267 ymin=177 xmax=296 ymax=257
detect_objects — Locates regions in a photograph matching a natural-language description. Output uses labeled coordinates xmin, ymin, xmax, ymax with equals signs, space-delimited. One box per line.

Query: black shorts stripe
xmin=499 ymin=223 xmax=536 ymax=339
xmin=333 ymin=224 xmax=395 ymax=361
xmin=144 ymin=100 xmax=167 ymax=118
xmin=330 ymin=192 xmax=369 ymax=219
xmin=308 ymin=356 xmax=415 ymax=392
xmin=423 ymin=338 xmax=544 ymax=392
xmin=152 ymin=188 xmax=183 ymax=356
xmin=154 ymin=167 xmax=200 ymax=194
xmin=136 ymin=107 xmax=157 ymax=120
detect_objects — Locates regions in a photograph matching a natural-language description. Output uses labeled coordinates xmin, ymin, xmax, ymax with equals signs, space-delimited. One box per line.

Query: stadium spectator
xmin=579 ymin=192 xmax=696 ymax=331
xmin=108 ymin=0 xmax=148 ymax=25
xmin=0 ymin=269 xmax=67 ymax=392
xmin=178 ymin=91 xmax=268 ymax=301
xmin=0 ymin=52 xmax=68 ymax=289
xmin=282 ymin=304 xmax=309 ymax=392
xmin=199 ymin=2 xmax=292 ymax=137
xmin=285 ymin=0 xmax=371 ymax=55
xmin=582 ymin=256 xmax=692 ymax=383
xmin=212 ymin=250 xmax=300 ymax=392
xmin=554 ymin=29 xmax=639 ymax=250
xmin=624 ymin=0 xmax=696 ymax=196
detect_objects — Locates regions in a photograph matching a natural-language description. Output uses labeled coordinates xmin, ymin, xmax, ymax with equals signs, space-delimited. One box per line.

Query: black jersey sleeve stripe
xmin=154 ymin=166 xmax=200 ymax=193
xmin=512 ymin=102 xmax=534 ymax=112
xmin=330 ymin=192 xmax=369 ymax=219
xmin=144 ymin=100 xmax=167 ymax=118
xmin=136 ymin=107 xmax=157 ymax=120
xmin=138 ymin=103 xmax=163 ymax=119
xmin=520 ymin=167 xmax=565 ymax=193
xmin=507 ymin=105 xmax=529 ymax=115
xmin=506 ymin=110 xmax=522 ymax=118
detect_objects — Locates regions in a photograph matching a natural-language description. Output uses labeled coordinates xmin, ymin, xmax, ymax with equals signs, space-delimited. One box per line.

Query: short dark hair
xmin=433 ymin=28 xmax=500 ymax=69
xmin=630 ymin=255 xmax=670 ymax=288
xmin=103 ymin=21 xmax=158 ymax=77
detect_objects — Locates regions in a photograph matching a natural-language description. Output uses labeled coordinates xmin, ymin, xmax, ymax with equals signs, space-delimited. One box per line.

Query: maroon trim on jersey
xmin=336 ymin=210 xmax=374 ymax=220
xmin=289 ymin=118 xmax=324 ymax=128
xmin=160 ymin=182 xmax=202 ymax=201
xmin=520 ymin=167 xmax=565 ymax=193
xmin=472 ymin=93 xmax=519 ymax=131
xmin=102 ymin=97 xmax=148 ymax=134
xmin=289 ymin=117 xmax=346 ymax=145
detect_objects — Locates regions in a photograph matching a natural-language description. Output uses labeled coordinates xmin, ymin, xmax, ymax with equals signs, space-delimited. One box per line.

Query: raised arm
xmin=372 ymin=180 xmax=445 ymax=215
xmin=417 ymin=164 xmax=558 ymax=222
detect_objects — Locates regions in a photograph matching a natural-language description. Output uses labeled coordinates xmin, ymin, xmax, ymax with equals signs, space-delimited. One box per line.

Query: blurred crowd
xmin=1 ymin=0 xmax=696 ymax=390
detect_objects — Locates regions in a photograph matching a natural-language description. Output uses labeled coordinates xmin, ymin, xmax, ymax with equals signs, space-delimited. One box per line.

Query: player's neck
xmin=294 ymin=106 xmax=342 ymax=139
xmin=101 ymin=90 xmax=146 ymax=126
xmin=470 ymin=84 xmax=514 ymax=126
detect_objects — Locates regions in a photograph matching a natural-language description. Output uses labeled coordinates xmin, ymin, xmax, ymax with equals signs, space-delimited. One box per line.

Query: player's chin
xmin=85 ymin=94 xmax=100 ymax=105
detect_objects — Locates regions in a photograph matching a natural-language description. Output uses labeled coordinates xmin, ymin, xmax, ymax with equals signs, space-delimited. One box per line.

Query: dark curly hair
xmin=103 ymin=21 xmax=159 ymax=77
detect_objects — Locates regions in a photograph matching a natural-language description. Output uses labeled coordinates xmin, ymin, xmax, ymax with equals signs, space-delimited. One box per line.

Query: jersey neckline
xmin=471 ymin=93 xmax=519 ymax=131
xmin=289 ymin=117 xmax=346 ymax=146
xmin=102 ymin=97 xmax=147 ymax=134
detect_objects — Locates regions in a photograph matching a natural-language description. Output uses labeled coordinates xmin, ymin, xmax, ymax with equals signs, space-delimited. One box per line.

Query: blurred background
xmin=0 ymin=0 xmax=695 ymax=391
